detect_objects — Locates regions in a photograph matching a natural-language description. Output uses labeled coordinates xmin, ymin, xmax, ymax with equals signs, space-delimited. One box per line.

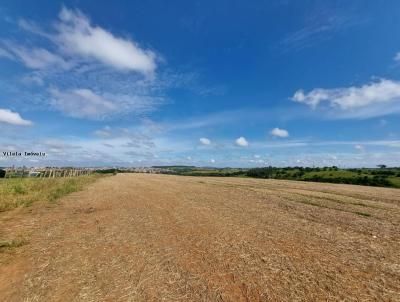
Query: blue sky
xmin=0 ymin=0 xmax=399 ymax=167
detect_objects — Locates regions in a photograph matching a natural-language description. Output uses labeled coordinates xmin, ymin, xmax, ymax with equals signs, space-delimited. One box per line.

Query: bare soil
xmin=1 ymin=174 xmax=399 ymax=301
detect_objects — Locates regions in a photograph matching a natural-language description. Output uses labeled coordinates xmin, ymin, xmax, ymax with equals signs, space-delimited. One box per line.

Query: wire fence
xmin=3 ymin=168 xmax=93 ymax=178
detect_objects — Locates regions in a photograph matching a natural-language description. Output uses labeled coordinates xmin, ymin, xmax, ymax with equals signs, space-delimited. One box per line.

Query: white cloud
xmin=1 ymin=9 xmax=229 ymax=123
xmin=270 ymin=127 xmax=289 ymax=138
xmin=21 ymin=75 xmax=44 ymax=86
xmin=0 ymin=40 xmax=72 ymax=70
xmin=12 ymin=8 xmax=157 ymax=75
xmin=18 ymin=19 xmax=52 ymax=39
xmin=0 ymin=47 xmax=14 ymax=59
xmin=50 ymin=88 xmax=116 ymax=119
xmin=122 ymin=135 xmax=156 ymax=149
xmin=394 ymin=52 xmax=400 ymax=62
xmin=355 ymin=144 xmax=364 ymax=152
xmin=94 ymin=126 xmax=112 ymax=137
xmin=12 ymin=46 xmax=72 ymax=70
xmin=55 ymin=7 xmax=156 ymax=74
xmin=49 ymin=88 xmax=160 ymax=120
xmin=235 ymin=136 xmax=249 ymax=147
xmin=199 ymin=137 xmax=211 ymax=145
xmin=279 ymin=10 xmax=358 ymax=52
xmin=293 ymin=79 xmax=400 ymax=118
xmin=0 ymin=8 xmax=166 ymax=121
xmin=0 ymin=108 xmax=32 ymax=126
xmin=210 ymin=159 xmax=215 ymax=163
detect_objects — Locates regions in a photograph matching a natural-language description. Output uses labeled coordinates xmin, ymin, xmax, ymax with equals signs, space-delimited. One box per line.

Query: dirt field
xmin=1 ymin=174 xmax=399 ymax=301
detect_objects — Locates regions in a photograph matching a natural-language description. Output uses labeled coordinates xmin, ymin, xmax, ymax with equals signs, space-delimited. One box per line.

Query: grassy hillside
xmin=0 ymin=174 xmax=103 ymax=212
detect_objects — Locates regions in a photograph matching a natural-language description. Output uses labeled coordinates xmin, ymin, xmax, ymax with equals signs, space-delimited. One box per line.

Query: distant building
xmin=28 ymin=171 xmax=41 ymax=177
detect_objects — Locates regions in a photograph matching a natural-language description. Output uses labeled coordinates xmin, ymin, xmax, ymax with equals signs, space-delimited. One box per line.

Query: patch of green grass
xmin=0 ymin=174 xmax=104 ymax=212
xmin=305 ymin=170 xmax=361 ymax=179
xmin=294 ymin=198 xmax=330 ymax=209
xmin=48 ymin=178 xmax=84 ymax=202
xmin=288 ymin=197 xmax=372 ymax=218
xmin=11 ymin=184 xmax=27 ymax=195
xmin=388 ymin=177 xmax=400 ymax=188
xmin=354 ymin=211 xmax=371 ymax=217
xmin=0 ymin=238 xmax=28 ymax=252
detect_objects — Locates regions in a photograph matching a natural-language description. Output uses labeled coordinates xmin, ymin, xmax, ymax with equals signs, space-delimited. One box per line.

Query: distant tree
xmin=377 ymin=164 xmax=387 ymax=169
xmin=0 ymin=169 xmax=5 ymax=178
xmin=95 ymin=169 xmax=119 ymax=174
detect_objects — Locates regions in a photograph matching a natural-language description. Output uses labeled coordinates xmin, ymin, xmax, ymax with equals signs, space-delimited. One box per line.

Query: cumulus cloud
xmin=235 ymin=136 xmax=249 ymax=147
xmin=10 ymin=7 xmax=157 ymax=75
xmin=292 ymin=79 xmax=400 ymax=118
xmin=199 ymin=137 xmax=211 ymax=145
xmin=0 ymin=8 xmax=173 ymax=122
xmin=0 ymin=7 xmax=169 ymax=121
xmin=270 ymin=127 xmax=289 ymax=138
xmin=55 ymin=7 xmax=156 ymax=74
xmin=0 ymin=108 xmax=32 ymax=126
xmin=394 ymin=52 xmax=400 ymax=62
xmin=354 ymin=144 xmax=364 ymax=152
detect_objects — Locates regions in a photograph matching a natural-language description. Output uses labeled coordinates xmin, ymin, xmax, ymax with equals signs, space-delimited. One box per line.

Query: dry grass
xmin=0 ymin=174 xmax=103 ymax=212
xmin=0 ymin=174 xmax=399 ymax=301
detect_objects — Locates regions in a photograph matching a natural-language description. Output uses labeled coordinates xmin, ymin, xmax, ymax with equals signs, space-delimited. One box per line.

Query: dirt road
xmin=1 ymin=174 xmax=400 ymax=301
